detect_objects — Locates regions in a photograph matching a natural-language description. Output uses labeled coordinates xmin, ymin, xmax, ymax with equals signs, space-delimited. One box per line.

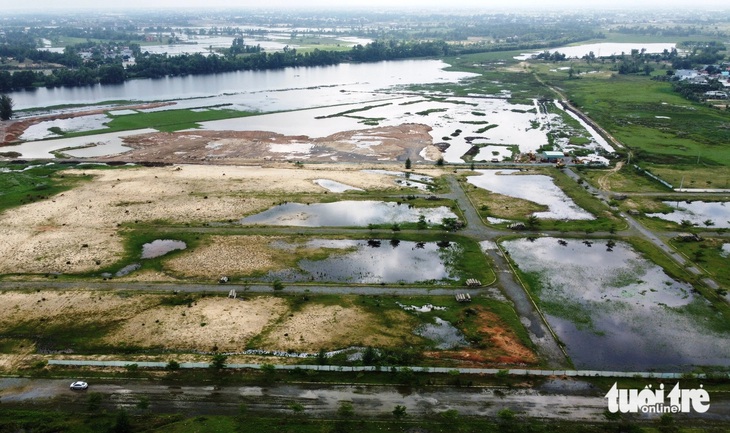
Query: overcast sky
xmin=4 ymin=0 xmax=730 ymax=12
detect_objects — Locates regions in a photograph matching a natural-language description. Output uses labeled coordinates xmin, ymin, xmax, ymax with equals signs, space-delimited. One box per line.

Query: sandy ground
xmin=261 ymin=305 xmax=416 ymax=352
xmin=0 ymin=164 xmax=411 ymax=275
xmin=165 ymin=235 xmax=282 ymax=279
xmin=0 ymin=290 xmax=419 ymax=368
xmin=105 ymin=296 xmax=289 ymax=352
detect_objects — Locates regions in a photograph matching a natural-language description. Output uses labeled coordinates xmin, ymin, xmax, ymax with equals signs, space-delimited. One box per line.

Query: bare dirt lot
xmin=104 ymin=123 xmax=442 ymax=164
xmin=0 ymin=164 xmax=412 ymax=275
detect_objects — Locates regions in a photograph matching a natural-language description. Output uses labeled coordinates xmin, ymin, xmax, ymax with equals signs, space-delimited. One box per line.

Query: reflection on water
xmin=502 ymin=237 xmax=730 ymax=371
xmin=467 ymin=170 xmax=594 ymax=220
xmin=141 ymin=239 xmax=187 ymax=259
xmin=647 ymin=201 xmax=730 ymax=229
xmin=256 ymin=239 xmax=459 ymax=284
xmin=240 ymin=201 xmax=456 ymax=227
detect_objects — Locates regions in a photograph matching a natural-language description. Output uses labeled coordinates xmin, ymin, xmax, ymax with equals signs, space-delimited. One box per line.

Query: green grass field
xmin=0 ymin=163 xmax=87 ymax=213
xmin=534 ymin=64 xmax=730 ymax=167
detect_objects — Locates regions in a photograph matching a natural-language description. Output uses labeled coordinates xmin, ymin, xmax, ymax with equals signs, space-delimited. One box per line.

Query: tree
xmin=405 ymin=157 xmax=411 ymax=169
xmin=209 ymin=353 xmax=228 ymax=370
xmin=392 ymin=404 xmax=408 ymax=419
xmin=0 ymin=94 xmax=12 ymax=121
xmin=526 ymin=215 xmax=540 ymax=230
xmin=111 ymin=409 xmax=132 ymax=433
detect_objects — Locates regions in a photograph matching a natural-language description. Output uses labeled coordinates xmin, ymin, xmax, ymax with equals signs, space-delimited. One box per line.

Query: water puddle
xmin=415 ymin=317 xmax=468 ymax=349
xmin=256 ymin=239 xmax=460 ymax=284
xmin=240 ymin=200 xmax=456 ymax=227
xmin=114 ymin=263 xmax=141 ymax=277
xmin=141 ymin=239 xmax=187 ymax=259
xmin=396 ymin=302 xmax=447 ymax=312
xmin=647 ymin=201 xmax=730 ymax=228
xmin=502 ymin=237 xmax=730 ymax=370
xmin=313 ymin=179 xmax=364 ymax=192
xmin=467 ymin=170 xmax=594 ymax=220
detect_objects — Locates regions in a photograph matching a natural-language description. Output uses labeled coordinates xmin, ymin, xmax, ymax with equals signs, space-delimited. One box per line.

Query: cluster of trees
xmin=534 ymin=51 xmax=567 ymax=61
xmin=671 ymin=41 xmax=725 ymax=69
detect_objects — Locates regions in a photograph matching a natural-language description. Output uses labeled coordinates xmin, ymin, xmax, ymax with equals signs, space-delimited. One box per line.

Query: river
xmin=8 ymin=59 xmax=476 ymax=111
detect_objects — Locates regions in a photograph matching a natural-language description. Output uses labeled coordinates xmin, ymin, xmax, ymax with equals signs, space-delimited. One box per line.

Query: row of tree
xmin=0 ymin=40 xmax=450 ymax=91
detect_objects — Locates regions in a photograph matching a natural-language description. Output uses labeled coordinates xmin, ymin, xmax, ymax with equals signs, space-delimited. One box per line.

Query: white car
xmin=69 ymin=381 xmax=88 ymax=390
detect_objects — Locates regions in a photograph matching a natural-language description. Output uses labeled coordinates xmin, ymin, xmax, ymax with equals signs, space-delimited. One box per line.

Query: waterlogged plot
xmin=257 ymin=239 xmax=461 ymax=284
xmin=3 ymin=129 xmax=156 ymax=159
xmin=240 ymin=201 xmax=456 ymax=227
xmin=19 ymin=114 xmax=110 ymax=140
xmin=467 ymin=170 xmax=594 ymax=220
xmin=361 ymin=170 xmax=436 ymax=190
xmin=647 ymin=201 xmax=730 ymax=228
xmin=503 ymin=237 xmax=730 ymax=370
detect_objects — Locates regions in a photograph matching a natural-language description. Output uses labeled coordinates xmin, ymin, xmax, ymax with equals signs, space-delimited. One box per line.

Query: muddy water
xmin=502 ymin=237 xmax=730 ymax=371
xmin=255 ymin=239 xmax=460 ymax=284
xmin=240 ymin=201 xmax=456 ymax=227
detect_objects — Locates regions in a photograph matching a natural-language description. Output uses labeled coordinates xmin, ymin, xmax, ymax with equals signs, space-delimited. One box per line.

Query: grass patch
xmin=103 ymin=107 xmax=257 ymax=133
xmin=0 ymin=163 xmax=89 ymax=214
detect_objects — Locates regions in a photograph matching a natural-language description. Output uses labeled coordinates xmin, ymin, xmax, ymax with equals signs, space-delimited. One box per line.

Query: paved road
xmin=443 ymin=175 xmax=570 ymax=368
xmin=2 ymin=377 xmax=728 ymax=421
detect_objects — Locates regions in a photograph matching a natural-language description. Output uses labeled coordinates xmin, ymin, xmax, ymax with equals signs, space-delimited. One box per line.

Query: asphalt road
xmin=2 ymin=377 xmax=729 ymax=422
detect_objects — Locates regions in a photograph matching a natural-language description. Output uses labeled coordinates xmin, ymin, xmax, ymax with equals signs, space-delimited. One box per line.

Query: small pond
xmin=255 ymin=239 xmax=461 ymax=284
xmin=647 ymin=201 xmax=730 ymax=229
xmin=240 ymin=200 xmax=456 ymax=227
xmin=141 ymin=239 xmax=187 ymax=259
xmin=502 ymin=237 xmax=730 ymax=371
xmin=416 ymin=317 xmax=468 ymax=349
xmin=467 ymin=170 xmax=594 ymax=220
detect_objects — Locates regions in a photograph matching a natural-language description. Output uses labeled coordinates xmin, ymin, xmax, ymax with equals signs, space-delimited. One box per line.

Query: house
xmin=675 ymin=69 xmax=698 ymax=80
xmin=542 ymin=151 xmax=565 ymax=162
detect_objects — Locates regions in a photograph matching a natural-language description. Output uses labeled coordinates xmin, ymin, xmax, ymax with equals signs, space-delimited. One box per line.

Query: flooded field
xmin=19 ymin=114 xmax=109 ymax=140
xmin=254 ymin=239 xmax=461 ymax=284
xmin=240 ymin=201 xmax=456 ymax=227
xmin=467 ymin=170 xmax=594 ymax=220
xmin=647 ymin=201 xmax=730 ymax=228
xmin=502 ymin=237 xmax=730 ymax=370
